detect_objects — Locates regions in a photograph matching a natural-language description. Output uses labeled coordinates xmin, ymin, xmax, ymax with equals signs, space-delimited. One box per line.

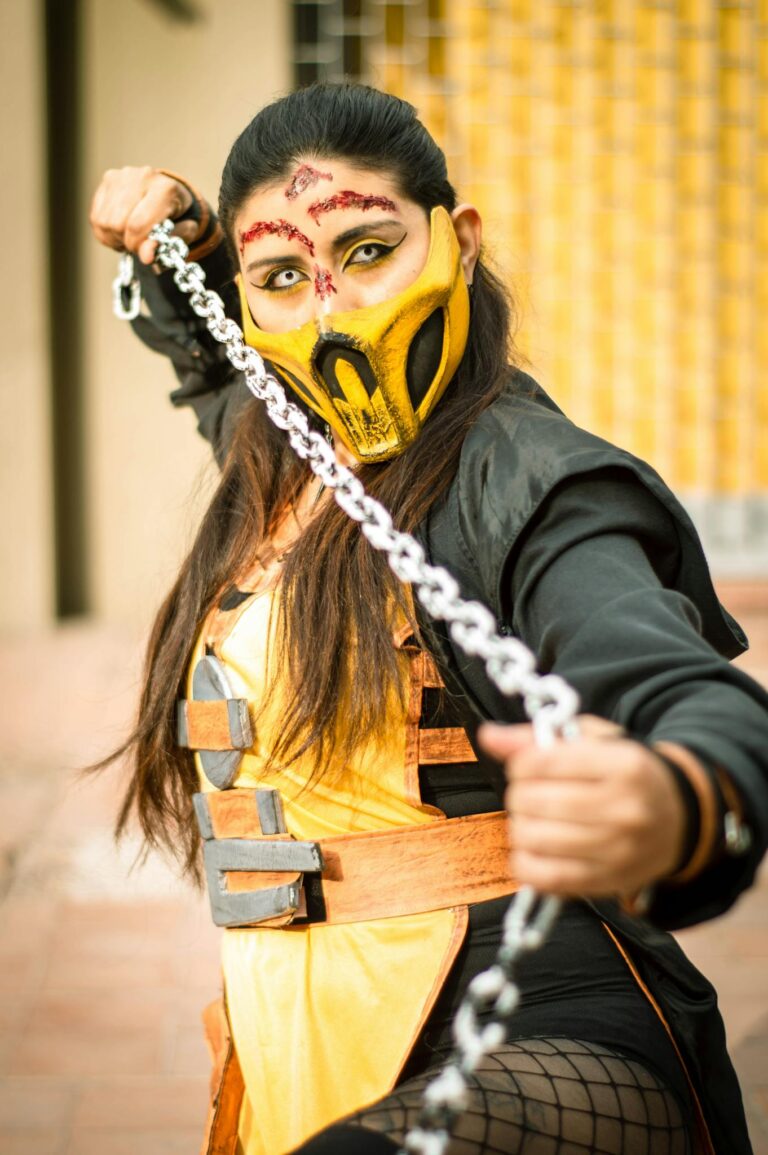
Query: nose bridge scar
xmin=238 ymin=219 xmax=316 ymax=257
xmin=307 ymin=192 xmax=398 ymax=226
xmin=314 ymin=265 xmax=337 ymax=303
xmin=285 ymin=165 xmax=333 ymax=201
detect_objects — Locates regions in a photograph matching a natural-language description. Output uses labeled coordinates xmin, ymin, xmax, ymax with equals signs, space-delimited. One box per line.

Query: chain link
xmin=112 ymin=252 xmax=141 ymax=320
xmin=115 ymin=220 xmax=581 ymax=1154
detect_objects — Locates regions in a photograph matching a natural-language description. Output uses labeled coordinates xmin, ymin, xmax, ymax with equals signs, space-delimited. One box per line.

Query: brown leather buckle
xmin=193 ymin=791 xmax=324 ymax=928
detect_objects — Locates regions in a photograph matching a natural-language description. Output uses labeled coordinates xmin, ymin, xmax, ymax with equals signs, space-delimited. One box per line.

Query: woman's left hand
xmin=478 ymin=715 xmax=687 ymax=899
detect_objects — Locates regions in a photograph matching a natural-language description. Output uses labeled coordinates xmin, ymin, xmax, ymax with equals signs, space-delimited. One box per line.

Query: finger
xmin=479 ymin=714 xmax=623 ymax=764
xmin=511 ymin=815 xmax=619 ymax=859
xmin=91 ymin=167 xmax=157 ymax=251
xmin=576 ymin=714 xmax=625 ymax=740
xmin=90 ymin=183 xmax=132 ymax=251
xmin=136 ymin=218 xmax=199 ymax=266
xmin=477 ymin=722 xmax=534 ymax=759
xmin=507 ymin=740 xmax=618 ymax=783
xmin=507 ymin=779 xmax=614 ymax=822
xmin=124 ymin=180 xmax=190 ymax=256
xmin=511 ymin=848 xmax=623 ymax=898
xmin=512 ymin=734 xmax=652 ymax=785
xmin=137 ymin=235 xmax=159 ymax=265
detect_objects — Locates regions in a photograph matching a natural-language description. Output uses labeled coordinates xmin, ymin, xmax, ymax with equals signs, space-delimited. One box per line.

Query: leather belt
xmin=193 ymin=788 xmax=517 ymax=929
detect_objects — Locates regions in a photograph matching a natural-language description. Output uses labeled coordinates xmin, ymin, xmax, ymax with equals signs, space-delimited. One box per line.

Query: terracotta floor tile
xmin=747 ymin=1090 xmax=768 ymax=1154
xmin=0 ymin=897 xmax=58 ymax=954
xmin=172 ymin=982 xmax=223 ymax=1023
xmin=73 ymin=1076 xmax=209 ymax=1129
xmin=45 ymin=952 xmax=178 ymax=992
xmin=0 ymin=1128 xmax=66 ymax=1155
xmin=0 ymin=990 xmax=36 ymax=1032
xmin=0 ymin=1076 xmax=76 ymax=1128
xmin=66 ymin=1126 xmax=203 ymax=1154
xmin=52 ymin=900 xmax=186 ymax=940
xmin=10 ymin=1022 xmax=163 ymax=1078
xmin=27 ymin=987 xmax=169 ymax=1033
xmin=166 ymin=1024 xmax=211 ymax=1077
xmin=0 ymin=948 xmax=49 ymax=992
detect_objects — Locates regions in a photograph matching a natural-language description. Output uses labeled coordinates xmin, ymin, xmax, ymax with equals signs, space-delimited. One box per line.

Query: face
xmin=234 ymin=159 xmax=433 ymax=334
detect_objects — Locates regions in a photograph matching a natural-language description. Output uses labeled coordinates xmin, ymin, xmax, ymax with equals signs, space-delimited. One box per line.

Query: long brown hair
xmin=113 ymin=85 xmax=519 ymax=878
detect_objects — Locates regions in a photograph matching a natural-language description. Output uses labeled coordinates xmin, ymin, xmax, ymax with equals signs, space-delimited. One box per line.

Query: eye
xmin=258 ymin=266 xmax=309 ymax=292
xmin=347 ymin=241 xmax=390 ymax=266
xmin=344 ymin=234 xmax=405 ymax=269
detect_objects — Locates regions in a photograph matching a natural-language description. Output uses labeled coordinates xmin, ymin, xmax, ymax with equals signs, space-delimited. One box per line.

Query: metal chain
xmin=112 ymin=252 xmax=141 ymax=320
xmin=115 ymin=221 xmax=581 ymax=1155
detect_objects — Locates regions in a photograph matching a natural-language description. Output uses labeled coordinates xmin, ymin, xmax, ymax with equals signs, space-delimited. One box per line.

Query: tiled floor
xmin=0 ymin=584 xmax=766 ymax=1154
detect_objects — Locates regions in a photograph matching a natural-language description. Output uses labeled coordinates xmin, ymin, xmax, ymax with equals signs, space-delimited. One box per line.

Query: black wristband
xmin=644 ymin=745 xmax=701 ymax=876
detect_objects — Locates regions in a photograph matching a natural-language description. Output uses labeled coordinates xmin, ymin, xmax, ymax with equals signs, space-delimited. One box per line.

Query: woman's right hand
xmin=89 ymin=166 xmax=200 ymax=264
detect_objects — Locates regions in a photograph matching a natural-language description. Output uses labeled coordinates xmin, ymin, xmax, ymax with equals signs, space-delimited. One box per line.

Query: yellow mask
xmin=237 ymin=206 xmax=470 ymax=462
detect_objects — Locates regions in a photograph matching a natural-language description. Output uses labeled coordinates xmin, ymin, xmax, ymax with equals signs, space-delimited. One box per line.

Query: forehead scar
xmin=313 ymin=265 xmax=337 ymax=302
xmin=307 ymin=191 xmax=398 ymax=226
xmin=285 ymin=164 xmax=332 ymax=200
xmin=238 ymin=219 xmax=315 ymax=257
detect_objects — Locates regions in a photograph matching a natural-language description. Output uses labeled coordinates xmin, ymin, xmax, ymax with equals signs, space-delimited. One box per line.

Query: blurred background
xmin=0 ymin=1 xmax=766 ymax=1153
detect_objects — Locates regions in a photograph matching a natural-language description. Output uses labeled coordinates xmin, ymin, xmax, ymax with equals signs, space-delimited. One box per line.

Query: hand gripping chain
xmin=114 ymin=226 xmax=581 ymax=1155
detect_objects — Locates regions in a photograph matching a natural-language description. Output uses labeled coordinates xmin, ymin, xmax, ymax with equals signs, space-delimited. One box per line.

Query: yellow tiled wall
xmin=370 ymin=1 xmax=765 ymax=499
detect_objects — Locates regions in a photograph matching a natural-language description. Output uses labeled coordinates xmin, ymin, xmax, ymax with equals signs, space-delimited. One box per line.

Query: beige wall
xmin=0 ymin=0 xmax=54 ymax=630
xmin=83 ymin=0 xmax=290 ymax=625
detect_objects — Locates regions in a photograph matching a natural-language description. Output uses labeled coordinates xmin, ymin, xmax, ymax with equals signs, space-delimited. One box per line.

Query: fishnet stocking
xmin=299 ymin=1038 xmax=691 ymax=1155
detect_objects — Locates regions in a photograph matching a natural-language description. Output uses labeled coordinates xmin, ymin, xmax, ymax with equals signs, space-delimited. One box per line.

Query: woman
xmin=90 ymin=85 xmax=768 ymax=1155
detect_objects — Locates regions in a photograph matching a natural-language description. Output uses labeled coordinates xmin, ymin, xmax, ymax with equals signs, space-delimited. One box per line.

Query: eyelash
xmin=344 ymin=239 xmax=398 ymax=269
xmin=254 ymin=237 xmax=405 ymax=293
xmin=257 ymin=267 xmax=307 ymax=293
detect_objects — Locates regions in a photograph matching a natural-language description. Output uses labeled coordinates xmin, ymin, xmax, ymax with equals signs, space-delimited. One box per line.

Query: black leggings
xmin=290 ymin=1037 xmax=690 ymax=1154
xmin=286 ymin=901 xmax=695 ymax=1153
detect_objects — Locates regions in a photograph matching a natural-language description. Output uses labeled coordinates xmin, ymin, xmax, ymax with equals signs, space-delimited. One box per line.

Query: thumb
xmin=477 ymin=722 xmax=535 ymax=760
xmin=172 ymin=218 xmax=200 ymax=244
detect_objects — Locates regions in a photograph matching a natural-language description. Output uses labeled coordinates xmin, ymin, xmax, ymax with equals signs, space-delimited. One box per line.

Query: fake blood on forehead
xmin=238 ymin=219 xmax=316 ymax=257
xmin=285 ymin=164 xmax=332 ymax=200
xmin=313 ymin=265 xmax=337 ymax=301
xmin=307 ymin=191 xmax=398 ymax=226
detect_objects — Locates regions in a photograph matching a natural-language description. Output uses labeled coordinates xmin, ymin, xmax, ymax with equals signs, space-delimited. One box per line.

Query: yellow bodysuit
xmin=188 ymin=574 xmax=467 ymax=1154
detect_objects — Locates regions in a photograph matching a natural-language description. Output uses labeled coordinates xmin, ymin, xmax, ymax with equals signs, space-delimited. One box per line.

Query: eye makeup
xmin=285 ymin=164 xmax=333 ymax=201
xmin=238 ymin=219 xmax=316 ymax=258
xmin=307 ymin=191 xmax=398 ymax=226
xmin=341 ymin=233 xmax=406 ymax=270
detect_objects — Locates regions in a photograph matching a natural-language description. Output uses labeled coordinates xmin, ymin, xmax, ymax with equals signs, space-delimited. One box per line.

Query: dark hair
xmin=113 ymin=84 xmax=519 ymax=879
xmin=218 ymin=84 xmax=457 ymax=257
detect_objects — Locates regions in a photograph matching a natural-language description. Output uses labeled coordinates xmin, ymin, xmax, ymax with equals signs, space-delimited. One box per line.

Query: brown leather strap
xmin=421 ymin=653 xmax=444 ymax=688
xmin=654 ymin=741 xmax=720 ymax=884
xmin=178 ymin=699 xmax=253 ymax=751
xmin=199 ymin=998 xmax=245 ymax=1155
xmin=201 ymin=794 xmax=516 ymax=925
xmin=419 ymin=727 xmax=477 ymax=764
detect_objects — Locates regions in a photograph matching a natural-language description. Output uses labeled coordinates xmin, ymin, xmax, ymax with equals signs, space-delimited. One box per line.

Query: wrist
xmin=156 ymin=168 xmax=224 ymax=261
xmin=651 ymin=740 xmax=752 ymax=884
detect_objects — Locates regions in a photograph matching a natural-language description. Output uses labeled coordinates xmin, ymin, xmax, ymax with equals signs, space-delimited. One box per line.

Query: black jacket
xmin=130 ymin=250 xmax=768 ymax=1154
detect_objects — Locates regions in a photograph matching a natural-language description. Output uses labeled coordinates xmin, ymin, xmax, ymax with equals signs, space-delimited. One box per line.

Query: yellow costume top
xmin=188 ymin=556 xmax=468 ymax=1155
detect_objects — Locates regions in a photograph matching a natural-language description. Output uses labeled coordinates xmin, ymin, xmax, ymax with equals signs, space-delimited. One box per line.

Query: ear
xmin=450 ymin=203 xmax=482 ymax=285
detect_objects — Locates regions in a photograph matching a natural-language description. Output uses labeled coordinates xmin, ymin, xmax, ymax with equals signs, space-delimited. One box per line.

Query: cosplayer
xmin=90 ymin=85 xmax=768 ymax=1155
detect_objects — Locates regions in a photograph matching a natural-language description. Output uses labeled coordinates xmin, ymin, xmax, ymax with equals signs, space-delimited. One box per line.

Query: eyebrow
xmin=307 ymin=191 xmax=398 ymax=225
xmin=238 ymin=219 xmax=316 ymax=258
xmin=244 ymin=219 xmax=404 ymax=275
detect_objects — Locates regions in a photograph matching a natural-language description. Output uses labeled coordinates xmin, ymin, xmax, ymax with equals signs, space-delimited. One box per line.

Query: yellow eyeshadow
xmin=257 ymin=275 xmax=307 ymax=295
xmin=342 ymin=241 xmax=397 ymax=275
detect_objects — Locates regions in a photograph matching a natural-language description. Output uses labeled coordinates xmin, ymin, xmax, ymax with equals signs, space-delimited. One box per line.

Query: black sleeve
xmin=504 ymin=465 xmax=768 ymax=930
xmin=128 ymin=235 xmax=251 ymax=466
